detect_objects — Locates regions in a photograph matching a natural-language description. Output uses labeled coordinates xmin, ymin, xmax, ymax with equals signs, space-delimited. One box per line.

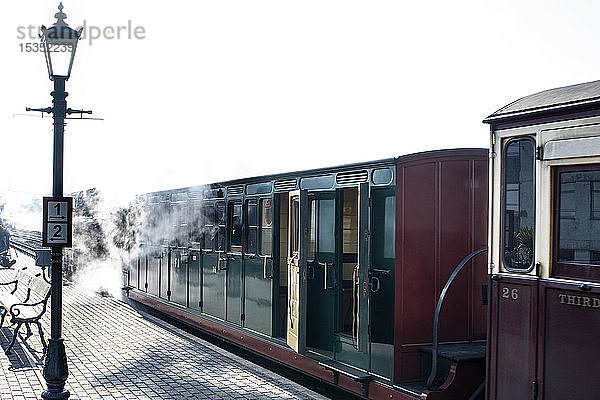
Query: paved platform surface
xmin=0 ymin=257 xmax=327 ymax=400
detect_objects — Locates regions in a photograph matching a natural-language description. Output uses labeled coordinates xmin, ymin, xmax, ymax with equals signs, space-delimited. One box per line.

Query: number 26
xmin=502 ymin=287 xmax=519 ymax=300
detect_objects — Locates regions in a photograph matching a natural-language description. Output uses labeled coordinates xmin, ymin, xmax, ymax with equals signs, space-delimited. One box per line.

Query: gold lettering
xmin=559 ymin=294 xmax=567 ymax=304
xmin=583 ymin=297 xmax=592 ymax=308
xmin=558 ymin=293 xmax=600 ymax=309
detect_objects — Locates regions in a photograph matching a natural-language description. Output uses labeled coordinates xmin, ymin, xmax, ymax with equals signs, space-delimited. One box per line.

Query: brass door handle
xmin=263 ymin=256 xmax=273 ymax=279
xmin=318 ymin=262 xmax=334 ymax=290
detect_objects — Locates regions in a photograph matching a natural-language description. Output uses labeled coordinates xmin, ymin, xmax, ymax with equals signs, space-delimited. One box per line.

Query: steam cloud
xmin=0 ymin=190 xmax=42 ymax=231
xmin=69 ymin=186 xmax=208 ymax=297
xmin=0 ymin=186 xmax=209 ymax=297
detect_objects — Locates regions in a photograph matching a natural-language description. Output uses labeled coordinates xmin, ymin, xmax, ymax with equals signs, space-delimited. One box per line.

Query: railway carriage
xmin=124 ymin=150 xmax=489 ymax=399
xmin=121 ymin=79 xmax=600 ymax=399
xmin=484 ymin=80 xmax=600 ymax=399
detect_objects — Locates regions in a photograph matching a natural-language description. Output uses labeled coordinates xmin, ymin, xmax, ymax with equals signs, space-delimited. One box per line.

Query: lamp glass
xmin=41 ymin=32 xmax=78 ymax=79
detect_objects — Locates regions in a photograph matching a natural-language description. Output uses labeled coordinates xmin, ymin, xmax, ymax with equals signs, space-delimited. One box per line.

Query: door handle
xmin=262 ymin=255 xmax=272 ymax=279
xmin=307 ymin=263 xmax=315 ymax=280
xmin=370 ymin=276 xmax=381 ymax=293
xmin=369 ymin=268 xmax=391 ymax=277
xmin=318 ymin=261 xmax=335 ymax=290
xmin=352 ymin=264 xmax=360 ymax=348
xmin=217 ymin=252 xmax=228 ymax=270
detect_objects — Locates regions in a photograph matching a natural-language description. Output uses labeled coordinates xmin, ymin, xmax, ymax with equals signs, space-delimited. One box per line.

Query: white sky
xmin=2 ymin=0 xmax=600 ymax=199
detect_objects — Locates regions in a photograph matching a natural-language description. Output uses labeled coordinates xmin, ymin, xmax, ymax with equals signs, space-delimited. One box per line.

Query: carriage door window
xmin=216 ymin=201 xmax=226 ymax=251
xmin=202 ymin=203 xmax=215 ymax=250
xmin=553 ymin=165 xmax=600 ymax=282
xmin=502 ymin=137 xmax=535 ymax=270
xmin=246 ymin=200 xmax=259 ymax=255
xmin=259 ymin=199 xmax=273 ymax=256
xmin=339 ymin=187 xmax=358 ymax=336
xmin=190 ymin=202 xmax=203 ymax=247
xmin=229 ymin=202 xmax=243 ymax=253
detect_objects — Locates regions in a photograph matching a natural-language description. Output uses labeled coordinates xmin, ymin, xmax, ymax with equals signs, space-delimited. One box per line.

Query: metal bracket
xmin=536 ymin=146 xmax=544 ymax=160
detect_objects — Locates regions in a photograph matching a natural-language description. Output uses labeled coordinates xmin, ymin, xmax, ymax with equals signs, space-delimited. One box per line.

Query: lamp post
xmin=32 ymin=3 xmax=83 ymax=399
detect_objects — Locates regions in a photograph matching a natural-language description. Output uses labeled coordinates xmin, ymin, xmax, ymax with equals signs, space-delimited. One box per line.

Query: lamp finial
xmin=54 ymin=2 xmax=67 ymax=27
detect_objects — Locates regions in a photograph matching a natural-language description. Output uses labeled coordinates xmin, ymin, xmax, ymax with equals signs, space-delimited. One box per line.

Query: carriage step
xmin=319 ymin=359 xmax=373 ymax=397
xmin=419 ymin=343 xmax=486 ymax=388
xmin=419 ymin=342 xmax=486 ymax=362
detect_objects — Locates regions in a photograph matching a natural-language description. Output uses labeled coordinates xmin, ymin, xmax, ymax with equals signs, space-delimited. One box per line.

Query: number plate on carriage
xmin=42 ymin=196 xmax=73 ymax=247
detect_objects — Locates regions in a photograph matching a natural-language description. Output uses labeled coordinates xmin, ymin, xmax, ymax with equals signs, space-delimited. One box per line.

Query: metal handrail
xmin=427 ymin=248 xmax=488 ymax=388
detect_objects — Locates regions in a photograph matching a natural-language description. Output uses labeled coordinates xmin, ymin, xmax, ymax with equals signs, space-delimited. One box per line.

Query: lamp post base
xmin=42 ymin=338 xmax=70 ymax=400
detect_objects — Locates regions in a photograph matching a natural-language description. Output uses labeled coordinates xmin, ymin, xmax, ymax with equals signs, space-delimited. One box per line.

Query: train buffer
xmin=319 ymin=359 xmax=373 ymax=397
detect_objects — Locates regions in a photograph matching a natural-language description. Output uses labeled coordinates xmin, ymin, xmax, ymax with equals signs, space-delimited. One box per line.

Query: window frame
xmin=258 ymin=198 xmax=273 ymax=257
xmin=245 ymin=199 xmax=259 ymax=256
xmin=202 ymin=202 xmax=215 ymax=251
xmin=228 ymin=201 xmax=243 ymax=253
xmin=215 ymin=200 xmax=226 ymax=252
xmin=552 ymin=164 xmax=600 ymax=282
xmin=501 ymin=136 xmax=536 ymax=273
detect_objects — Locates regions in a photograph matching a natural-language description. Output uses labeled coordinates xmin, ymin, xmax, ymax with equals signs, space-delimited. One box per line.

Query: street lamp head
xmin=40 ymin=3 xmax=82 ymax=81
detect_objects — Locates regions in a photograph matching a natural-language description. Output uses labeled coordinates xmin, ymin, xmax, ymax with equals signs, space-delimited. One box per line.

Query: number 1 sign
xmin=42 ymin=196 xmax=73 ymax=248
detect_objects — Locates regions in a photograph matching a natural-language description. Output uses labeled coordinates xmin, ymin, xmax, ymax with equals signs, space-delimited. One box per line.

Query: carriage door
xmin=334 ymin=183 xmax=370 ymax=369
xmin=243 ymin=198 xmax=274 ymax=335
xmin=227 ymin=201 xmax=243 ymax=325
xmin=369 ymin=187 xmax=395 ymax=380
xmin=287 ymin=190 xmax=307 ymax=352
xmin=306 ymin=191 xmax=338 ymax=357
xmin=202 ymin=201 xmax=226 ymax=320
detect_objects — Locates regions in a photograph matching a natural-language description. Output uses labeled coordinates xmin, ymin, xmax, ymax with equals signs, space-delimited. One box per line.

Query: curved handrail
xmin=427 ymin=248 xmax=488 ymax=388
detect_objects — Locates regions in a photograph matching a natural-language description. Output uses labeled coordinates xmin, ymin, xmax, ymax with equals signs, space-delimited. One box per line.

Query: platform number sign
xmin=42 ymin=196 xmax=73 ymax=248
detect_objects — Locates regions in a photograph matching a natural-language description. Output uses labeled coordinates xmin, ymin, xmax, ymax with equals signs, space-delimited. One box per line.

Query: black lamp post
xmin=34 ymin=3 xmax=82 ymax=399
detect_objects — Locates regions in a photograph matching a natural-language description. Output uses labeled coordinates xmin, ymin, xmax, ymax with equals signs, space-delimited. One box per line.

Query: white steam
xmin=69 ymin=188 xmax=142 ymax=297
xmin=0 ymin=190 xmax=42 ymax=231
xmin=0 ymin=186 xmax=210 ymax=298
xmin=70 ymin=185 xmax=208 ymax=297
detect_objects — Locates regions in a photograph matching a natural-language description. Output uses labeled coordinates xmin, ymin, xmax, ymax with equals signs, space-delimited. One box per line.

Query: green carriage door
xmin=287 ymin=190 xmax=307 ymax=353
xmin=243 ymin=198 xmax=274 ymax=335
xmin=306 ymin=191 xmax=338 ymax=357
xmin=202 ymin=201 xmax=226 ymax=319
xmin=369 ymin=187 xmax=395 ymax=379
xmin=226 ymin=201 xmax=243 ymax=325
xmin=334 ymin=184 xmax=370 ymax=369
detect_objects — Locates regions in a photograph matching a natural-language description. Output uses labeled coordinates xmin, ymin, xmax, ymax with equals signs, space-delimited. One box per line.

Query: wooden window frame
xmin=501 ymin=136 xmax=536 ymax=272
xmin=246 ymin=199 xmax=259 ymax=256
xmin=258 ymin=198 xmax=273 ymax=257
xmin=228 ymin=201 xmax=243 ymax=253
xmin=552 ymin=164 xmax=600 ymax=282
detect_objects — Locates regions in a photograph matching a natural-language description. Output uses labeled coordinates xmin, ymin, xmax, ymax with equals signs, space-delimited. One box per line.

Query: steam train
xmin=121 ymin=80 xmax=600 ymax=399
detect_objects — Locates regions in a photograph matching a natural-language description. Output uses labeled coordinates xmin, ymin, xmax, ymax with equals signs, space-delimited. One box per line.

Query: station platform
xmin=0 ymin=257 xmax=327 ymax=400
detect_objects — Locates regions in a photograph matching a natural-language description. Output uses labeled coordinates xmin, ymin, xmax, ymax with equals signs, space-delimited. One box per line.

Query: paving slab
xmin=0 ymin=256 xmax=328 ymax=400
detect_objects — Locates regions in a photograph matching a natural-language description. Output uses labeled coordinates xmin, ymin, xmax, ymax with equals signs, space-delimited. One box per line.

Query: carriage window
xmin=203 ymin=203 xmax=215 ymax=250
xmin=318 ymin=199 xmax=335 ymax=253
xmin=502 ymin=137 xmax=535 ymax=270
xmin=553 ymin=166 xmax=600 ymax=281
xmin=291 ymin=198 xmax=300 ymax=253
xmin=308 ymin=199 xmax=316 ymax=260
xmin=171 ymin=204 xmax=188 ymax=246
xmin=384 ymin=196 xmax=395 ymax=259
xmin=216 ymin=201 xmax=226 ymax=251
xmin=229 ymin=202 xmax=242 ymax=252
xmin=592 ymin=181 xmax=600 ymax=220
xmin=246 ymin=200 xmax=258 ymax=254
xmin=259 ymin=199 xmax=273 ymax=256
xmin=190 ymin=203 xmax=203 ymax=245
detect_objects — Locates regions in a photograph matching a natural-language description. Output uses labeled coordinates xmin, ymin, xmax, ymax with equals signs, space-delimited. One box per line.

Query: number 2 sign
xmin=42 ymin=196 xmax=73 ymax=248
